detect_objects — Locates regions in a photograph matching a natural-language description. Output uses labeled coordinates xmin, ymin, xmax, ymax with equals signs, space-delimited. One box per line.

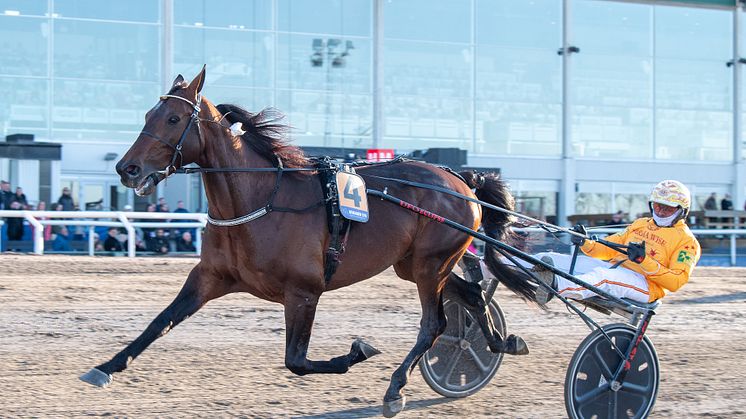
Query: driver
xmin=533 ymin=180 xmax=701 ymax=304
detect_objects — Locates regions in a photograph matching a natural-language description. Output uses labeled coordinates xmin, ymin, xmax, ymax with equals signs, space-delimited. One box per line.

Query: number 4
xmin=343 ymin=180 xmax=362 ymax=207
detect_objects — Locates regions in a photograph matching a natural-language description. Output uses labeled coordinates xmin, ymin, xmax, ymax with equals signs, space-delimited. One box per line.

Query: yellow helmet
xmin=649 ymin=180 xmax=691 ymax=211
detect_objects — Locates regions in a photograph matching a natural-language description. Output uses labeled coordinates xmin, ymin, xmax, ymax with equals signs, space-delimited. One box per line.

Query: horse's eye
xmin=168 ymin=115 xmax=180 ymax=124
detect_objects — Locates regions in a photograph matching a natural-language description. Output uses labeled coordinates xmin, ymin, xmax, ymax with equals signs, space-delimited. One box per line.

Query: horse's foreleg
xmin=80 ymin=266 xmax=229 ymax=387
xmin=382 ymin=280 xmax=446 ymax=418
xmin=283 ymin=289 xmax=380 ymax=376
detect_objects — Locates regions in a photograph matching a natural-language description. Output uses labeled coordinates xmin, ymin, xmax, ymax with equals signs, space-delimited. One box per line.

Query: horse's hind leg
xmin=80 ymin=264 xmax=230 ymax=387
xmin=382 ymin=269 xmax=447 ymax=418
xmin=283 ymin=287 xmax=381 ymax=375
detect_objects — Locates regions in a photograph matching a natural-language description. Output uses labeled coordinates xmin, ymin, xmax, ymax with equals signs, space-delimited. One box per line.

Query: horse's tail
xmin=459 ymin=171 xmax=537 ymax=303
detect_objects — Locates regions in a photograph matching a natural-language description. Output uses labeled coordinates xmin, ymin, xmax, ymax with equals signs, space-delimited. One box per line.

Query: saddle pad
xmin=336 ymin=171 xmax=369 ymax=222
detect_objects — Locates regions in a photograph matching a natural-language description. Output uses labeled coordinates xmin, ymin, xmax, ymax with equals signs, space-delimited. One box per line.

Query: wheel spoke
xmin=575 ymin=384 xmax=609 ymax=406
xmin=442 ymin=349 xmax=464 ymax=383
xmin=466 ymin=346 xmax=492 ymax=373
xmin=591 ymin=345 xmax=617 ymax=379
xmin=620 ymin=381 xmax=652 ymax=396
xmin=436 ymin=334 xmax=461 ymax=345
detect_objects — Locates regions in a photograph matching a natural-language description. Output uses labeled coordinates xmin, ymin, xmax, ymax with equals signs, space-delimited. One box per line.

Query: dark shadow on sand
xmin=292 ymin=396 xmax=454 ymax=418
xmin=669 ymin=292 xmax=746 ymax=305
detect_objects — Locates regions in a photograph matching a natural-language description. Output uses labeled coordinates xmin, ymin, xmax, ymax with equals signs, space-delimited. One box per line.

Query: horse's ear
xmin=172 ymin=74 xmax=185 ymax=89
xmin=187 ymin=65 xmax=207 ymax=98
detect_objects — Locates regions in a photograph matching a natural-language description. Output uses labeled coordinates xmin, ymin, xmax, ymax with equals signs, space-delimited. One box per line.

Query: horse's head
xmin=116 ymin=67 xmax=208 ymax=196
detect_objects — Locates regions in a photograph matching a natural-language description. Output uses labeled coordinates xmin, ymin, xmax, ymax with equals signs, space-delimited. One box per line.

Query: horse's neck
xmin=198 ymin=125 xmax=277 ymax=220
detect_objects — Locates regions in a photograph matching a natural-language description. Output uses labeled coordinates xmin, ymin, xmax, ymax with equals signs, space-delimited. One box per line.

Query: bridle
xmin=139 ymin=93 xmax=203 ymax=178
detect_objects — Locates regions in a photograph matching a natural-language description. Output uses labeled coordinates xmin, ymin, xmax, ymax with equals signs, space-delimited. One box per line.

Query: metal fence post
xmin=731 ymin=233 xmax=737 ymax=266
xmin=117 ymin=212 xmax=136 ymax=258
xmin=24 ymin=211 xmax=44 ymax=255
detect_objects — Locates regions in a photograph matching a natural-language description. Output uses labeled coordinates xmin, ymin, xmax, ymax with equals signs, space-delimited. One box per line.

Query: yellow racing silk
xmin=579 ymin=218 xmax=701 ymax=302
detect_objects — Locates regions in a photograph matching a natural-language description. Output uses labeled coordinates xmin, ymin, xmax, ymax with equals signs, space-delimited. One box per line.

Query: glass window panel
xmin=54 ymin=21 xmax=159 ymax=81
xmin=476 ymin=101 xmax=561 ymax=156
xmin=570 ymin=1 xmax=653 ymax=159
xmin=384 ymin=41 xmax=471 ymax=97
xmin=655 ymin=5 xmax=731 ymax=60
xmin=571 ymin=106 xmax=652 ymax=159
xmin=53 ymin=0 xmax=159 ymax=22
xmin=276 ymin=89 xmax=372 ymax=148
xmin=205 ymin=86 xmax=274 ymax=112
xmin=0 ymin=0 xmax=47 ymax=16
xmin=385 ymin=0 xmax=469 ymax=43
xmin=174 ymin=0 xmax=271 ymax=29
xmin=277 ymin=34 xmax=370 ymax=93
xmin=0 ymin=76 xmax=48 ymax=129
xmin=52 ymin=80 xmax=160 ymax=134
xmin=278 ymin=0 xmax=371 ymax=37
xmin=477 ymin=47 xmax=560 ymax=104
xmin=656 ymin=59 xmax=731 ymax=111
xmin=0 ymin=16 xmax=48 ymax=76
xmin=476 ymin=0 xmax=560 ymax=49
xmin=573 ymin=0 xmax=651 ymax=56
xmin=655 ymin=109 xmax=731 ymax=160
xmin=175 ymin=27 xmax=273 ymax=88
xmin=572 ymin=55 xmax=652 ymax=108
xmin=576 ymin=192 xmax=612 ymax=214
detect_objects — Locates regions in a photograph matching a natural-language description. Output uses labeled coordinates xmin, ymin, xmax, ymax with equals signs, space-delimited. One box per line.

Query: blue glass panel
xmin=0 ymin=0 xmax=47 ymax=16
xmin=174 ymin=27 xmax=273 ymax=88
xmin=277 ymin=34 xmax=370 ymax=93
xmin=53 ymin=0 xmax=159 ymax=22
xmin=385 ymin=0 xmax=469 ymax=43
xmin=275 ymin=90 xmax=373 ymax=148
xmin=174 ymin=0 xmax=271 ymax=30
xmin=278 ymin=0 xmax=371 ymax=37
xmin=571 ymin=105 xmax=652 ymax=159
xmin=573 ymin=0 xmax=651 ymax=56
xmin=655 ymin=5 xmax=731 ymax=60
xmin=0 ymin=16 xmax=48 ymax=76
xmin=52 ymin=80 xmax=160 ymax=134
xmin=476 ymin=101 xmax=561 ymax=156
xmin=0 ymin=76 xmax=48 ymax=130
xmin=54 ymin=21 xmax=159 ymax=81
xmin=477 ymin=0 xmax=560 ymax=48
xmin=656 ymin=109 xmax=731 ymax=161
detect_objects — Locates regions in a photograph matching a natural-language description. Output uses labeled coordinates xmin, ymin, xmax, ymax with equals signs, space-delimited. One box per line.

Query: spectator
xmin=721 ymin=193 xmax=733 ymax=211
xmin=141 ymin=203 xmax=158 ymax=247
xmin=176 ymin=231 xmax=196 ymax=252
xmin=52 ymin=226 xmax=73 ymax=251
xmin=156 ymin=197 xmax=168 ymax=212
xmin=6 ymin=188 xmax=28 ymax=241
xmin=148 ymin=228 xmax=170 ymax=254
xmin=0 ymin=180 xmax=12 ymax=210
xmin=36 ymin=201 xmax=53 ymax=241
xmin=602 ymin=210 xmax=626 ymax=226
xmin=103 ymin=227 xmax=124 ymax=252
xmin=174 ymin=200 xmax=189 ymax=214
xmin=704 ymin=192 xmax=718 ymax=210
xmin=57 ymin=187 xmax=75 ymax=211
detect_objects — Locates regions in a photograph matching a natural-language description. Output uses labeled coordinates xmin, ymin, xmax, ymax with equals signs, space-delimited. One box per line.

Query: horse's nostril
xmin=125 ymin=165 xmax=141 ymax=177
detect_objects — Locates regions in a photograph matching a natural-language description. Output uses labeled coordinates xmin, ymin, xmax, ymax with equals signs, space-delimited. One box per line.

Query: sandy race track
xmin=0 ymin=254 xmax=744 ymax=418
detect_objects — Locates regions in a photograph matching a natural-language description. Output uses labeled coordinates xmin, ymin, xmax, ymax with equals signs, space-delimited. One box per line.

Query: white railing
xmin=0 ymin=210 xmax=206 ymax=258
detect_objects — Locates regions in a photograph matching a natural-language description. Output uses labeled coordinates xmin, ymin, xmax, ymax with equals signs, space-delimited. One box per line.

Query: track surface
xmin=1 ymin=255 xmax=744 ymax=418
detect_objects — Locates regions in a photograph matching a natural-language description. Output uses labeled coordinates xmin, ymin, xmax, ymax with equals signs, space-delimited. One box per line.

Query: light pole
xmin=310 ymin=38 xmax=354 ymax=147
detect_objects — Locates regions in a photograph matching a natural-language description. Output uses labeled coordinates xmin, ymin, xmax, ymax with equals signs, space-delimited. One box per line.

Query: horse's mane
xmin=215 ymin=103 xmax=310 ymax=169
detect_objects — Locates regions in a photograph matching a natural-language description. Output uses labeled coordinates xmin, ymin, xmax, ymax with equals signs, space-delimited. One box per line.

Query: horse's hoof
xmin=382 ymin=396 xmax=406 ymax=418
xmin=353 ymin=338 xmax=381 ymax=359
xmin=506 ymin=335 xmax=530 ymax=355
xmin=79 ymin=367 xmax=113 ymax=387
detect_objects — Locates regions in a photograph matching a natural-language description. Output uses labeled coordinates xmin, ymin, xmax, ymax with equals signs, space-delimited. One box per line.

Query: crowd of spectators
xmin=1 ymin=181 xmax=199 ymax=256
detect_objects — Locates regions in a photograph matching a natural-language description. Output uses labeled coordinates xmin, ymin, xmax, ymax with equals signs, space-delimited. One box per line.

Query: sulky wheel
xmin=565 ymin=323 xmax=660 ymax=419
xmin=419 ymin=296 xmax=506 ymax=398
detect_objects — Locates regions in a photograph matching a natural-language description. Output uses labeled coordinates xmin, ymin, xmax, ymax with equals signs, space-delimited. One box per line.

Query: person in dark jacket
xmin=176 ymin=231 xmax=196 ymax=252
xmin=57 ymin=187 xmax=75 ymax=211
xmin=103 ymin=227 xmax=124 ymax=252
xmin=147 ymin=228 xmax=170 ymax=254
xmin=6 ymin=187 xmax=28 ymax=241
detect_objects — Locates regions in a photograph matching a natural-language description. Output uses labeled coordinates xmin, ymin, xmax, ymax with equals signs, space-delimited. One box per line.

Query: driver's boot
xmin=458 ymin=251 xmax=484 ymax=283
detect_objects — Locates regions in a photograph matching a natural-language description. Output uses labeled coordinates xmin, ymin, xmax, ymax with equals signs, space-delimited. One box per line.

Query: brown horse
xmin=80 ymin=67 xmax=536 ymax=417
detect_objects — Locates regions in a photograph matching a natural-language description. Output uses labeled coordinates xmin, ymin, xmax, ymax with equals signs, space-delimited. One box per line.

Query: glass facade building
xmin=0 ymin=0 xmax=744 ymax=222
